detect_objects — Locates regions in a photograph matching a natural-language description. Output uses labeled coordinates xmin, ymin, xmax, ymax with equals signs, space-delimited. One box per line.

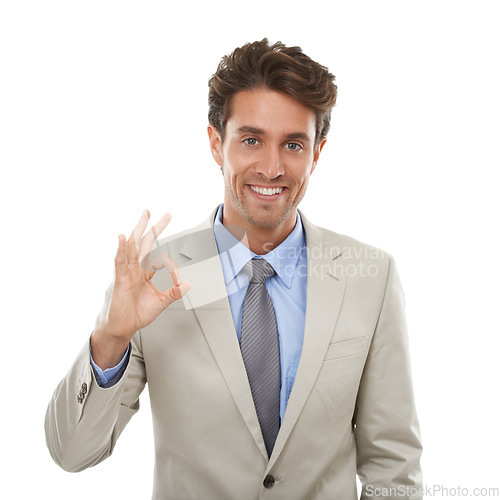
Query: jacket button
xmin=77 ymin=394 xmax=84 ymax=404
xmin=263 ymin=475 xmax=275 ymax=489
xmin=81 ymin=383 xmax=87 ymax=394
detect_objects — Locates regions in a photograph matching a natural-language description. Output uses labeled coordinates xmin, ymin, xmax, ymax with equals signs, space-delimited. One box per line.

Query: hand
xmin=91 ymin=210 xmax=191 ymax=368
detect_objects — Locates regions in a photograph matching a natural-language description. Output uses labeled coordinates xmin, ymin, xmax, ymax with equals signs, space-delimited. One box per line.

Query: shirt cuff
xmin=89 ymin=344 xmax=130 ymax=387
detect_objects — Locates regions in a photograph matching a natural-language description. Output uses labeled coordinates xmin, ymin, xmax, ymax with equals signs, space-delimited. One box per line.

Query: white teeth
xmin=250 ymin=186 xmax=283 ymax=196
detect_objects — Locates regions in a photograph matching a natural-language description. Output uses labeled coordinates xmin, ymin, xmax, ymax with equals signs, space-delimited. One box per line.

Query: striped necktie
xmin=240 ymin=258 xmax=281 ymax=457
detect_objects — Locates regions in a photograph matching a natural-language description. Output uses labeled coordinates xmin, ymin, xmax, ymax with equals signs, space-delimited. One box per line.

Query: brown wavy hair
xmin=208 ymin=38 xmax=338 ymax=146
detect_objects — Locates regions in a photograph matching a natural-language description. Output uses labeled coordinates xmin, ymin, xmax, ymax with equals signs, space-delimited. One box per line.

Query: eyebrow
xmin=236 ymin=126 xmax=265 ymax=135
xmin=236 ymin=126 xmax=311 ymax=143
xmin=286 ymin=132 xmax=311 ymax=143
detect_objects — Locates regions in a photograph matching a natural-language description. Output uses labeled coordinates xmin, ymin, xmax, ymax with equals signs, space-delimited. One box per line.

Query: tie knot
xmin=245 ymin=258 xmax=275 ymax=284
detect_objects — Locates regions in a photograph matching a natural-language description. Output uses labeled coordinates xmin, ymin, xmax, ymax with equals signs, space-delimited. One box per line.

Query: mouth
xmin=248 ymin=185 xmax=285 ymax=198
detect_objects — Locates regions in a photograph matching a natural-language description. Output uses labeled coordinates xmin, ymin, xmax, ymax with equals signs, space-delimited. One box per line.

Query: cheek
xmin=223 ymin=145 xmax=241 ymax=171
xmin=290 ymin=161 xmax=314 ymax=186
xmin=225 ymin=150 xmax=256 ymax=178
xmin=296 ymin=176 xmax=311 ymax=195
xmin=222 ymin=161 xmax=243 ymax=193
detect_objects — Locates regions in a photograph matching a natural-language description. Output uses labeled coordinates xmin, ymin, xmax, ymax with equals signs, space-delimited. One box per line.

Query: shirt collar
xmin=213 ymin=203 xmax=305 ymax=289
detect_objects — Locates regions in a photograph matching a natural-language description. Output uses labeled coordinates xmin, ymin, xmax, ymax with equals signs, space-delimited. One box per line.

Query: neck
xmin=221 ymin=206 xmax=296 ymax=255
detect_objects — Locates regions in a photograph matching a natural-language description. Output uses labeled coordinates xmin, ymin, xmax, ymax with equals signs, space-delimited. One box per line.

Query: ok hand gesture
xmin=91 ymin=211 xmax=191 ymax=368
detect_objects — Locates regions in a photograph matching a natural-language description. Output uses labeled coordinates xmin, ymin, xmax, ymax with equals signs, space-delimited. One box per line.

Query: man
xmin=45 ymin=39 xmax=423 ymax=499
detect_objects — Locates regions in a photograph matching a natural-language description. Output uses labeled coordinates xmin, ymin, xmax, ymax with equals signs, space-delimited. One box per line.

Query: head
xmin=207 ymin=39 xmax=337 ymax=236
xmin=208 ymin=38 xmax=337 ymax=148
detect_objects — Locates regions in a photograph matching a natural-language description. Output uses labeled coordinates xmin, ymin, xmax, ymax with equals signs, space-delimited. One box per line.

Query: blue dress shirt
xmin=213 ymin=204 xmax=307 ymax=421
xmin=91 ymin=204 xmax=308 ymax=422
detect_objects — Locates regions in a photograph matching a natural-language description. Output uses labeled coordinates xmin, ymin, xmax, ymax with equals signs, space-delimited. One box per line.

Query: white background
xmin=1 ymin=1 xmax=499 ymax=498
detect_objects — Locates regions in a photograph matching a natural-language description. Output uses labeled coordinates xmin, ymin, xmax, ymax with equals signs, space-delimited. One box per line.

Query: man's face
xmin=208 ymin=88 xmax=326 ymax=231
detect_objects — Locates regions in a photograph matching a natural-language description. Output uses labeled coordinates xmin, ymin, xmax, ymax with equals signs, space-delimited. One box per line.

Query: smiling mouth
xmin=249 ymin=185 xmax=284 ymax=196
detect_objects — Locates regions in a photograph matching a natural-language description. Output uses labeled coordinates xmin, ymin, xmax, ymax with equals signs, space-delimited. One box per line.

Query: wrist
xmin=91 ymin=322 xmax=130 ymax=369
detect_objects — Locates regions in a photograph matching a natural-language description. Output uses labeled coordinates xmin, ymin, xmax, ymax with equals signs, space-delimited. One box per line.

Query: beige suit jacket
xmin=45 ymin=207 xmax=423 ymax=499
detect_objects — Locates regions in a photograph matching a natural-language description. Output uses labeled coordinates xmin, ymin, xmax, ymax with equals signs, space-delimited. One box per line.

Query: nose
xmin=255 ymin=147 xmax=284 ymax=179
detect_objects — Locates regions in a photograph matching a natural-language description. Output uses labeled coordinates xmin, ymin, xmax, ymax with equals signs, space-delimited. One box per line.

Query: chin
xmin=243 ymin=206 xmax=294 ymax=229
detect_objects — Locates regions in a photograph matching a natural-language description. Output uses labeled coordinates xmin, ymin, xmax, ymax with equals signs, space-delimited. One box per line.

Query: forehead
xmin=226 ymin=88 xmax=316 ymax=137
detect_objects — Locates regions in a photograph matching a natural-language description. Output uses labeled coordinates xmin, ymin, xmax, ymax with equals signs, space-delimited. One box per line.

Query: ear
xmin=311 ymin=138 xmax=327 ymax=174
xmin=207 ymin=124 xmax=223 ymax=167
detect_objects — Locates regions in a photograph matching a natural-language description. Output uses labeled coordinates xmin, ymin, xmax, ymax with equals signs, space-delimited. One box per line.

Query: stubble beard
xmin=225 ymin=182 xmax=300 ymax=229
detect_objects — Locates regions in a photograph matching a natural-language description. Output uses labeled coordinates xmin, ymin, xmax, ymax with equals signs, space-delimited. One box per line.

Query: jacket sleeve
xmin=354 ymin=255 xmax=423 ymax=500
xmin=44 ymin=280 xmax=147 ymax=472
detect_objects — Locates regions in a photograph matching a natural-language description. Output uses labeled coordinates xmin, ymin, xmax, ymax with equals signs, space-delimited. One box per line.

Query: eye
xmin=285 ymin=142 xmax=302 ymax=151
xmin=243 ymin=138 xmax=259 ymax=146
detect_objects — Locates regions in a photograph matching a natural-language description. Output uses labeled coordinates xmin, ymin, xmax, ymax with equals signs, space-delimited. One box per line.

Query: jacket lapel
xmin=266 ymin=211 xmax=348 ymax=471
xmin=177 ymin=208 xmax=269 ymax=460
